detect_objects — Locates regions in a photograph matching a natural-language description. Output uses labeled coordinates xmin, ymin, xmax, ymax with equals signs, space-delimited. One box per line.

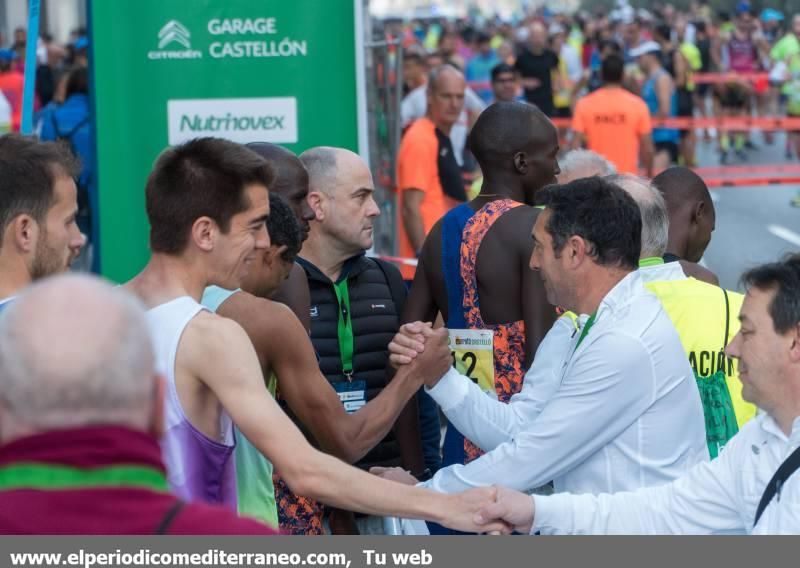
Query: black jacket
xmin=297 ymin=254 xmax=406 ymax=470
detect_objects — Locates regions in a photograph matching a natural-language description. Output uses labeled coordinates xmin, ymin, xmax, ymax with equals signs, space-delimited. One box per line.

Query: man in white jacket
xmin=477 ymin=255 xmax=800 ymax=535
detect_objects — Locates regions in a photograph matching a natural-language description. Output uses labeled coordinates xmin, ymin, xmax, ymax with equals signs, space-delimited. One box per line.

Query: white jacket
xmin=533 ymin=413 xmax=800 ymax=534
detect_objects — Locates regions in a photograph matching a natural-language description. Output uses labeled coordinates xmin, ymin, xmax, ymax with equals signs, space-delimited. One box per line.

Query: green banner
xmin=90 ymin=0 xmax=366 ymax=281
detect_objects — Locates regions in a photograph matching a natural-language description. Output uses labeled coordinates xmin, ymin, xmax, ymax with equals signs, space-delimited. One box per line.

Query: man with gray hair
xmin=557 ymin=149 xmax=617 ymax=183
xmin=611 ymin=173 xmax=756 ymax=457
xmin=398 ymin=65 xmax=471 ymax=279
xmin=0 ymin=275 xmax=277 ymax=534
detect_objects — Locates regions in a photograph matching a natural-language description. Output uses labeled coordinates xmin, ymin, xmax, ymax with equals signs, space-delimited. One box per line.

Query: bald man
xmin=386 ymin=103 xmax=559 ymax=532
xmin=652 ymin=167 xmax=719 ymax=285
xmin=246 ymin=142 xmax=316 ymax=331
xmin=293 ymin=146 xmax=434 ymax=534
xmin=0 ymin=275 xmax=276 ymax=534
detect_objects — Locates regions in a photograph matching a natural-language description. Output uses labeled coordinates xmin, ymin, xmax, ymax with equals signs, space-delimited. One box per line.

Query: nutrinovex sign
xmin=90 ymin=0 xmax=366 ymax=281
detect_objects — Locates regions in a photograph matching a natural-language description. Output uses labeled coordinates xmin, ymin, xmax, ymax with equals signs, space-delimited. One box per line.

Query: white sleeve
xmin=465 ymin=87 xmax=488 ymax=113
xmin=424 ymin=331 xmax=660 ymax=494
xmin=401 ymin=90 xmax=425 ymax=127
xmin=533 ymin=431 xmax=748 ymax=535
xmin=425 ymin=316 xmax=576 ymax=452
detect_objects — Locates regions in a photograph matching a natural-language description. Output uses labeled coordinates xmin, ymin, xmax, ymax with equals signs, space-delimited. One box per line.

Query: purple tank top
xmin=728 ymin=37 xmax=757 ymax=73
xmin=147 ymin=297 xmax=238 ymax=510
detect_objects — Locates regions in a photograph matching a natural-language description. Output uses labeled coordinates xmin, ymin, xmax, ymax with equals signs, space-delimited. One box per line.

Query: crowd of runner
xmin=0 ymin=1 xmax=798 ymax=537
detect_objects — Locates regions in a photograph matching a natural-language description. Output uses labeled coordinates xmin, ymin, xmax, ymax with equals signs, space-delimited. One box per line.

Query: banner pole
xmin=20 ymin=0 xmax=41 ymax=134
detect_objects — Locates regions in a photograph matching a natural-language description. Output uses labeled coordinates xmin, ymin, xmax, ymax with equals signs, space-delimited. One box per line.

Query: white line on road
xmin=768 ymin=224 xmax=800 ymax=247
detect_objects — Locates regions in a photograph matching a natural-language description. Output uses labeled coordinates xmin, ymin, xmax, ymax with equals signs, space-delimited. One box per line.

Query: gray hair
xmin=426 ymin=64 xmax=464 ymax=95
xmin=299 ymin=146 xmax=339 ymax=195
xmin=607 ymin=173 xmax=669 ymax=258
xmin=558 ymin=150 xmax=616 ymax=183
xmin=0 ymin=274 xmax=156 ymax=433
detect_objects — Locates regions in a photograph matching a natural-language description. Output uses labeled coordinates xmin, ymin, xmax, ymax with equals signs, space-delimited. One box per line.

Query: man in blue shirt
xmin=466 ymin=33 xmax=499 ymax=104
xmin=40 ymin=67 xmax=93 ymax=242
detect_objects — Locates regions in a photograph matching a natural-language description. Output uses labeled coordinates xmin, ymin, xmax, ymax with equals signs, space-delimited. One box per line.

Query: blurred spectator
xmin=466 ymin=32 xmax=499 ymax=103
xmin=0 ymin=49 xmax=23 ymax=132
xmin=514 ymin=21 xmax=559 ymax=116
xmin=40 ymin=67 xmax=94 ymax=248
xmin=490 ymin=63 xmax=520 ymax=103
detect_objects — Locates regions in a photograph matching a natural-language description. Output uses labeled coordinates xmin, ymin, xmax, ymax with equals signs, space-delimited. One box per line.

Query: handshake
xmin=388 ymin=322 xmax=452 ymax=389
xmin=367 ymin=467 xmax=539 ymax=535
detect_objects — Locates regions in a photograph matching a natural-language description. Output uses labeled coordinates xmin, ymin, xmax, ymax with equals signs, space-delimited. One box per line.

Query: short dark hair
xmin=491 ymin=62 xmax=516 ymax=82
xmin=404 ymin=52 xmax=425 ymax=67
xmin=0 ymin=134 xmax=80 ymax=246
xmin=742 ymin=255 xmax=800 ymax=334
xmin=65 ymin=66 xmax=88 ymax=98
xmin=266 ymin=193 xmax=302 ymax=263
xmin=600 ymin=39 xmax=622 ymax=55
xmin=145 ymin=138 xmax=274 ymax=254
xmin=601 ymin=54 xmax=625 ymax=83
xmin=654 ymin=23 xmax=672 ymax=42
xmin=535 ymin=177 xmax=642 ymax=270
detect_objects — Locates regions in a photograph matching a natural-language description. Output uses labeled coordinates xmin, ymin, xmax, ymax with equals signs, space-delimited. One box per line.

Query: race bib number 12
xmin=448 ymin=329 xmax=495 ymax=398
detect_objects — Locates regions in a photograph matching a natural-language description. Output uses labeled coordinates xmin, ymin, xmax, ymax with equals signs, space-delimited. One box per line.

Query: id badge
xmin=448 ymin=329 xmax=495 ymax=398
xmin=333 ymin=379 xmax=366 ymax=414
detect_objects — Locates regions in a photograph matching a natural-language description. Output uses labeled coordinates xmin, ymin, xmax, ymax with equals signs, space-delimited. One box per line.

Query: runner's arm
xmin=655 ymin=74 xmax=674 ymax=118
xmin=220 ymin=296 xmax=444 ymax=464
xmin=640 ymin=135 xmax=654 ymax=178
xmin=184 ymin=314 xmax=505 ymax=530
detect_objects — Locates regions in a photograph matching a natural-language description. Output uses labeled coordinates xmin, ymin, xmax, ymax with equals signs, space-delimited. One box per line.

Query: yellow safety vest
xmin=644 ymin=265 xmax=756 ymax=458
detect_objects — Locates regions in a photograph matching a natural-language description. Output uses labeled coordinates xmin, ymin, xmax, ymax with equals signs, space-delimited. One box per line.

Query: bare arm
xmin=674 ymin=51 xmax=689 ymax=89
xmin=219 ymin=294 xmax=449 ymax=464
xmin=402 ymin=189 xmax=427 ymax=254
xmin=655 ymin=74 xmax=674 ymax=118
xmin=640 ymin=134 xmax=654 ymax=178
xmin=182 ymin=313 xmax=503 ymax=530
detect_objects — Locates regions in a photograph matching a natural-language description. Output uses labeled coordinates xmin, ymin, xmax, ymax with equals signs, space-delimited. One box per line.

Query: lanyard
xmin=574 ymin=312 xmax=597 ymax=352
xmin=333 ymin=279 xmax=355 ymax=380
xmin=0 ymin=463 xmax=169 ymax=492
xmin=639 ymin=257 xmax=665 ymax=267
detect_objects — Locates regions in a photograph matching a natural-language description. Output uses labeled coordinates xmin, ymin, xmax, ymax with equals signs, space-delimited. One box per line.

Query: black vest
xmin=298 ymin=255 xmax=406 ymax=470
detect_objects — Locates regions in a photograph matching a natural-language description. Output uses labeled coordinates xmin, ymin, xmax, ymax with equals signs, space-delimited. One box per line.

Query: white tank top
xmin=146 ymin=296 xmax=237 ymax=509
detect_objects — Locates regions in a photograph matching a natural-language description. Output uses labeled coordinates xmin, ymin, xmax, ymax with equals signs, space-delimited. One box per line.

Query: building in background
xmin=1 ymin=0 xmax=86 ymax=47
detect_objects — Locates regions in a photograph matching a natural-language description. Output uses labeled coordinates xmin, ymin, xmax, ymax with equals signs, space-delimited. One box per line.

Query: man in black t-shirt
xmin=514 ymin=21 xmax=559 ymax=117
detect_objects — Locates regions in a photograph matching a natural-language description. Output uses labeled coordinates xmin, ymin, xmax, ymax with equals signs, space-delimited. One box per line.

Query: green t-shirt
xmin=201 ymin=285 xmax=279 ymax=528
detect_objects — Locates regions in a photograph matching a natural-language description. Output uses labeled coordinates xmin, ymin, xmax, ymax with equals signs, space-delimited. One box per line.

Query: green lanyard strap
xmin=639 ymin=257 xmax=665 ymax=268
xmin=0 ymin=463 xmax=169 ymax=492
xmin=333 ymin=279 xmax=355 ymax=380
xmin=574 ymin=312 xmax=597 ymax=352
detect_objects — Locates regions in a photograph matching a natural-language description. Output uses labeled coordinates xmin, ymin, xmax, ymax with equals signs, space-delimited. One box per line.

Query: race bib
xmin=448 ymin=329 xmax=495 ymax=398
xmin=333 ymin=379 xmax=366 ymax=414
